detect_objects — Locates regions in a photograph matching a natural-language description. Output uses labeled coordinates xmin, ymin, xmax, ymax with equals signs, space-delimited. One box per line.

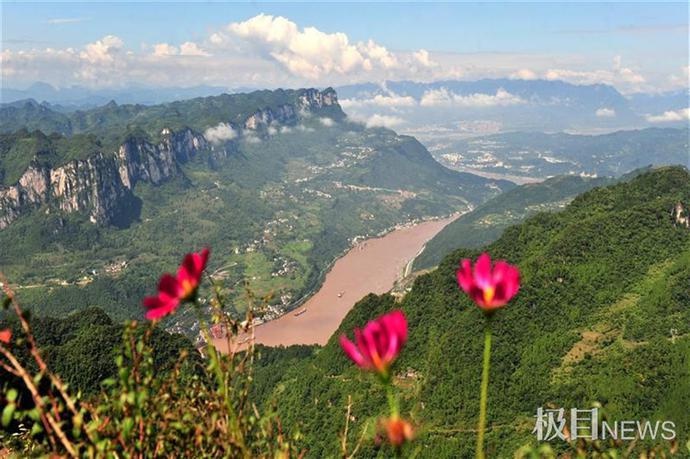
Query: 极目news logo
xmin=532 ymin=407 xmax=676 ymax=442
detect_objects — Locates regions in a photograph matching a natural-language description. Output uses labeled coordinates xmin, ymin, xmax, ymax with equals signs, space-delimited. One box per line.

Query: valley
xmin=212 ymin=212 xmax=461 ymax=350
xmin=0 ymin=89 xmax=508 ymax=327
xmin=428 ymin=127 xmax=688 ymax=180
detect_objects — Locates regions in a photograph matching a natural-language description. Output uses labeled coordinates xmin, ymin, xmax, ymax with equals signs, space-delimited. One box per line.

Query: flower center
xmin=180 ymin=278 xmax=196 ymax=301
xmin=482 ymin=286 xmax=495 ymax=305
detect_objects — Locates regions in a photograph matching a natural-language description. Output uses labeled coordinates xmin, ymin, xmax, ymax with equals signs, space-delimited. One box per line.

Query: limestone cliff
xmin=0 ymin=88 xmax=341 ymax=229
xmin=0 ymin=128 xmax=207 ymax=228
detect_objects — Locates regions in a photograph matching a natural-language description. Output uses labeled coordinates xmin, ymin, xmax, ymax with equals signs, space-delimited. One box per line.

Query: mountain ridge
xmin=0 ymin=88 xmax=342 ymax=228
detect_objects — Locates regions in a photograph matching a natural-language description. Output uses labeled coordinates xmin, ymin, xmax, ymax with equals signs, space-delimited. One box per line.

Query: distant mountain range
xmin=336 ymin=79 xmax=688 ymax=133
xmin=3 ymin=80 xmax=687 ymax=134
xmin=0 ymin=82 xmax=248 ymax=109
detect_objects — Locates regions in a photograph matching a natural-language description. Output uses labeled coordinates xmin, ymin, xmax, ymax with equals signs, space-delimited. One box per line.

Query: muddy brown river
xmin=212 ymin=214 xmax=459 ymax=351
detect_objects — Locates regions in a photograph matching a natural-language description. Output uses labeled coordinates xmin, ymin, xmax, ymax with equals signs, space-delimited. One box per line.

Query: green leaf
xmin=6 ymin=388 xmax=17 ymax=402
xmin=1 ymin=403 xmax=15 ymax=427
xmin=122 ymin=416 xmax=134 ymax=439
xmin=30 ymin=422 xmax=43 ymax=436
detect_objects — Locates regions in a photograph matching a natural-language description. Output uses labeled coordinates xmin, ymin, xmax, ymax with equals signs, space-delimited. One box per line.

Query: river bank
xmin=212 ymin=213 xmax=460 ymax=351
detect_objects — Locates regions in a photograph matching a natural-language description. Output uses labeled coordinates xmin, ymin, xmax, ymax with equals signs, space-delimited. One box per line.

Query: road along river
xmin=212 ymin=214 xmax=460 ymax=351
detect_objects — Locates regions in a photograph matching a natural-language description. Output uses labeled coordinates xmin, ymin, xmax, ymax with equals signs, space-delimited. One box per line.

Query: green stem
xmin=476 ymin=321 xmax=492 ymax=459
xmin=386 ymin=381 xmax=399 ymax=418
xmin=193 ymin=299 xmax=246 ymax=451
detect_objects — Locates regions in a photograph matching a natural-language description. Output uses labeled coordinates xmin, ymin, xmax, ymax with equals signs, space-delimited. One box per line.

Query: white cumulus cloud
xmin=319 ymin=117 xmax=335 ymax=127
xmin=204 ymin=123 xmax=238 ymax=144
xmin=510 ymin=68 xmax=538 ymax=80
xmin=225 ymin=13 xmax=401 ymax=80
xmin=645 ymin=108 xmax=690 ymax=123
xmin=420 ymin=88 xmax=526 ymax=108
xmin=363 ymin=114 xmax=405 ymax=128
xmin=79 ymin=35 xmax=123 ymax=64
xmin=595 ymin=108 xmax=616 ymax=118
xmin=413 ymin=49 xmax=437 ymax=68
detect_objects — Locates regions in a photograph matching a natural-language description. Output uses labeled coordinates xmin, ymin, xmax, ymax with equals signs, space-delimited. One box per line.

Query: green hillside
xmin=252 ymin=166 xmax=690 ymax=457
xmin=413 ymin=174 xmax=614 ymax=270
xmin=0 ymin=306 xmax=201 ymax=396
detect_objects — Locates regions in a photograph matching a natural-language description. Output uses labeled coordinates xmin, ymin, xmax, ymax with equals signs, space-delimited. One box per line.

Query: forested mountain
xmin=0 ymin=89 xmax=510 ymax=323
xmin=413 ymin=174 xmax=615 ymax=270
xmin=251 ymin=166 xmax=690 ymax=457
xmin=0 ymin=307 xmax=200 ymax=396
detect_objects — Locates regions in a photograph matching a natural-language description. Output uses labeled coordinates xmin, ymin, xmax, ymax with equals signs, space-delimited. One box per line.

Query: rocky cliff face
xmin=297 ymin=88 xmax=338 ymax=111
xmin=243 ymin=88 xmax=339 ymax=131
xmin=0 ymin=129 xmax=207 ymax=229
xmin=0 ymin=88 xmax=341 ymax=229
xmin=244 ymin=105 xmax=297 ymax=130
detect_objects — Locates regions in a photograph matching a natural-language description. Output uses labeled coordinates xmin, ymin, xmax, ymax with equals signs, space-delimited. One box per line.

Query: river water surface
xmin=212 ymin=214 xmax=459 ymax=351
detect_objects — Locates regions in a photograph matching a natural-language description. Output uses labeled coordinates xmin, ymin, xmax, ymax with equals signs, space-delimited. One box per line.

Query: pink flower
xmin=143 ymin=248 xmax=210 ymax=320
xmin=0 ymin=329 xmax=11 ymax=344
xmin=339 ymin=310 xmax=407 ymax=376
xmin=456 ymin=252 xmax=520 ymax=312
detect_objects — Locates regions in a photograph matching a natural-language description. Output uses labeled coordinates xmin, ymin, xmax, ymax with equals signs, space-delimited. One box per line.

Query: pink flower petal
xmin=473 ymin=253 xmax=493 ymax=289
xmin=456 ymin=259 xmax=475 ymax=293
xmin=178 ymin=248 xmax=210 ymax=282
xmin=158 ymin=274 xmax=182 ymax=298
xmin=340 ymin=335 xmax=367 ymax=368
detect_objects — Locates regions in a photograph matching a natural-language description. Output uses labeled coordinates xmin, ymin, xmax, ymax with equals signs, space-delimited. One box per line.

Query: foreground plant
xmin=339 ymin=309 xmax=407 ymax=381
xmin=340 ymin=310 xmax=414 ymax=453
xmin=0 ymin=250 xmax=298 ymax=457
xmin=457 ymin=252 xmax=520 ymax=459
xmin=143 ymin=248 xmax=210 ymax=319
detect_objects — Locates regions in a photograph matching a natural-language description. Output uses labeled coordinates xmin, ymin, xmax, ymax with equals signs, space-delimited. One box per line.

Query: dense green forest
xmin=413 ymin=174 xmax=615 ymax=270
xmin=0 ymin=307 xmax=201 ymax=395
xmin=249 ymin=166 xmax=690 ymax=457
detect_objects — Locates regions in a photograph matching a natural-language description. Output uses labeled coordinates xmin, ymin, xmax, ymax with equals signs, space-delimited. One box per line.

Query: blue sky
xmin=2 ymin=2 xmax=688 ymax=92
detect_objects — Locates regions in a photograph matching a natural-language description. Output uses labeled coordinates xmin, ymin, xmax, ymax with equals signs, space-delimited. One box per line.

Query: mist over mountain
xmin=431 ymin=127 xmax=689 ymax=181
xmin=0 ymin=82 xmax=246 ymax=110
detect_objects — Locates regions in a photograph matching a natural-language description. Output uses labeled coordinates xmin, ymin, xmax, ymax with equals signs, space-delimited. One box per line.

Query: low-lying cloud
xmin=340 ymin=92 xmax=416 ymax=109
xmin=419 ymin=88 xmax=526 ymax=108
xmin=595 ymin=108 xmax=616 ymax=118
xmin=645 ymin=108 xmax=690 ymax=123
xmin=363 ymin=114 xmax=405 ymax=128
xmin=204 ymin=123 xmax=238 ymax=144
